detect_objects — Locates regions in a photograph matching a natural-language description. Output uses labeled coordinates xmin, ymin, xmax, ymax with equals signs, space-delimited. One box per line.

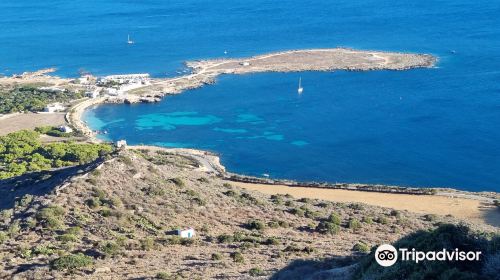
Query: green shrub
xmin=100 ymin=241 xmax=121 ymax=257
xmin=86 ymin=197 xmax=101 ymax=208
xmin=33 ymin=244 xmax=55 ymax=256
xmin=264 ymin=237 xmax=280 ymax=246
xmin=66 ymin=226 xmax=82 ymax=236
xmin=223 ymin=190 xmax=237 ymax=197
xmin=353 ymin=242 xmax=370 ymax=253
xmin=327 ymin=213 xmax=342 ymax=225
xmin=36 ymin=205 xmax=65 ymax=230
xmin=316 ymin=221 xmax=340 ymax=235
xmin=349 ymin=203 xmax=364 ymax=210
xmin=217 ymin=234 xmax=234 ymax=243
xmin=0 ymin=231 xmax=7 ymax=244
xmin=289 ymin=207 xmax=305 ymax=217
xmin=270 ymin=194 xmax=284 ymax=205
xmin=304 ymin=208 xmax=319 ymax=219
xmin=268 ymin=220 xmax=280 ymax=228
xmin=298 ymin=197 xmax=312 ymax=204
xmin=8 ymin=221 xmax=20 ymax=237
xmin=20 ymin=247 xmax=32 ymax=259
xmin=246 ymin=220 xmax=266 ymax=231
xmin=211 ymin=252 xmax=223 ymax=261
xmin=349 ymin=219 xmax=362 ymax=231
xmin=249 ymin=267 xmax=264 ymax=276
xmin=231 ymin=251 xmax=244 ymax=263
xmin=377 ymin=216 xmax=389 ymax=225
xmin=56 ymin=234 xmax=77 ymax=243
xmin=362 ymin=216 xmax=373 ymax=224
xmin=51 ymin=253 xmax=93 ymax=271
xmin=92 ymin=187 xmax=106 ymax=200
xmin=171 ymin=178 xmax=185 ymax=187
xmin=119 ymin=156 xmax=133 ymax=165
xmin=141 ymin=238 xmax=155 ymax=251
xmin=390 ymin=210 xmax=401 ymax=218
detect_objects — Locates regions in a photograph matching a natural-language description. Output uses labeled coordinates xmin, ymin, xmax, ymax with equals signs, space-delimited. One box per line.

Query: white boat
xmin=127 ymin=34 xmax=134 ymax=44
xmin=297 ymin=77 xmax=304 ymax=94
xmin=262 ymin=173 xmax=270 ymax=178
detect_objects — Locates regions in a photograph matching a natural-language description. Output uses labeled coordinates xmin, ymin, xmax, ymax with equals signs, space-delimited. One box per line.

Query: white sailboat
xmin=127 ymin=34 xmax=134 ymax=44
xmin=297 ymin=77 xmax=304 ymax=94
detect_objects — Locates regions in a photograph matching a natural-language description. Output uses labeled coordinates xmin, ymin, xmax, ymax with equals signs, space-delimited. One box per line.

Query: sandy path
xmin=231 ymin=181 xmax=500 ymax=227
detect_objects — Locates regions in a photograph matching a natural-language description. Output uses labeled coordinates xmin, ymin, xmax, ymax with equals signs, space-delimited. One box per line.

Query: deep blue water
xmin=2 ymin=1 xmax=500 ymax=191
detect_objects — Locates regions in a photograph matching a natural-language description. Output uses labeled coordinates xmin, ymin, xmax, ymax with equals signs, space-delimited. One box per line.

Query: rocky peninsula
xmin=67 ymin=48 xmax=436 ymax=138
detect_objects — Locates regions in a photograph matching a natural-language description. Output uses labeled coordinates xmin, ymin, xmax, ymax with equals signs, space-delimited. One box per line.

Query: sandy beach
xmin=231 ymin=181 xmax=500 ymax=228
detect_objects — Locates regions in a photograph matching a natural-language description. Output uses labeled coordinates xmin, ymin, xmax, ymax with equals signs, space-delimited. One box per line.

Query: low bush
xmin=36 ymin=205 xmax=65 ymax=230
xmin=249 ymin=267 xmax=264 ymax=276
xmin=56 ymin=234 xmax=77 ymax=243
xmin=51 ymin=253 xmax=93 ymax=271
xmin=211 ymin=252 xmax=223 ymax=260
xmin=170 ymin=178 xmax=185 ymax=187
xmin=246 ymin=220 xmax=266 ymax=231
xmin=217 ymin=234 xmax=234 ymax=243
xmin=353 ymin=242 xmax=370 ymax=253
xmin=100 ymin=241 xmax=121 ymax=257
xmin=316 ymin=221 xmax=340 ymax=235
xmin=231 ymin=251 xmax=244 ymax=263
xmin=327 ymin=213 xmax=342 ymax=225
xmin=362 ymin=216 xmax=373 ymax=224
xmin=349 ymin=218 xmax=362 ymax=231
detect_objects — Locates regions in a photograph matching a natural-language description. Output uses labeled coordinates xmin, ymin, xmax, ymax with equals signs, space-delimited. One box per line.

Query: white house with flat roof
xmin=59 ymin=126 xmax=73 ymax=133
xmin=44 ymin=103 xmax=65 ymax=113
xmin=177 ymin=228 xmax=196 ymax=238
xmin=116 ymin=140 xmax=127 ymax=148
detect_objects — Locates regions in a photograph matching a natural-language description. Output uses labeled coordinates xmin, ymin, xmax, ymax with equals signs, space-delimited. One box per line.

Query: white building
xmin=85 ymin=89 xmax=100 ymax=99
xmin=44 ymin=103 xmax=65 ymax=113
xmin=116 ymin=140 xmax=127 ymax=148
xmin=59 ymin=126 xmax=73 ymax=133
xmin=177 ymin=228 xmax=196 ymax=238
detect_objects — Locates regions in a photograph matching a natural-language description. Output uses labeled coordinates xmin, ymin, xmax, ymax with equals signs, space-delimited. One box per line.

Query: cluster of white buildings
xmin=84 ymin=73 xmax=151 ymax=98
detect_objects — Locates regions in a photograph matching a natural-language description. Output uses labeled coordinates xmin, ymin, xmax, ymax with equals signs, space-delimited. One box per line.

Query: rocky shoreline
xmin=63 ymin=49 xmax=499 ymax=201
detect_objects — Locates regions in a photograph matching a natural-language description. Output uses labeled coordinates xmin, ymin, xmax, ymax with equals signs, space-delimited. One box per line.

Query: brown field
xmin=231 ymin=181 xmax=500 ymax=228
xmin=0 ymin=112 xmax=66 ymax=136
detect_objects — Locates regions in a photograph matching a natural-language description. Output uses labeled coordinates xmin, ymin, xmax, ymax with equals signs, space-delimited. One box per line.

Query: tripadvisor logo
xmin=375 ymin=244 xmax=482 ymax=267
xmin=375 ymin=244 xmax=398 ymax=267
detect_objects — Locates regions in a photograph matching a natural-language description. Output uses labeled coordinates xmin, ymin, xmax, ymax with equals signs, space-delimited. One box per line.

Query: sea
xmin=1 ymin=0 xmax=499 ymax=191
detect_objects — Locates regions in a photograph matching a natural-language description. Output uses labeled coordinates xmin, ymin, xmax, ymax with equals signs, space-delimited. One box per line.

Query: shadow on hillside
xmin=480 ymin=204 xmax=500 ymax=227
xmin=0 ymin=158 xmax=105 ymax=210
xmin=270 ymin=255 xmax=358 ymax=280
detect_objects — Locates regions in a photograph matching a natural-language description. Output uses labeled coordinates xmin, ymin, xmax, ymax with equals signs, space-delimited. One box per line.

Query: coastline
xmin=64 ymin=49 xmax=497 ymax=201
xmin=67 ymin=48 xmax=436 ymax=141
xmin=127 ymin=145 xmax=499 ymax=228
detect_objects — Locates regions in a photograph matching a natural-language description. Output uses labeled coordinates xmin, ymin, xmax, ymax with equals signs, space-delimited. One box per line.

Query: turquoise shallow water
xmin=2 ymin=1 xmax=499 ymax=191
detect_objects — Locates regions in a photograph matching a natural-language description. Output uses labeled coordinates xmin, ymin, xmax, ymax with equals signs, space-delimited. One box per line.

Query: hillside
xmin=0 ymin=148 xmax=455 ymax=279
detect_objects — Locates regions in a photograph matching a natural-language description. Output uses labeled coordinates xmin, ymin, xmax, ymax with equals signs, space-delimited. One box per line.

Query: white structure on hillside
xmin=116 ymin=140 xmax=127 ymax=148
xmin=85 ymin=88 xmax=101 ymax=99
xmin=44 ymin=103 xmax=65 ymax=113
xmin=177 ymin=228 xmax=196 ymax=238
xmin=59 ymin=126 xmax=73 ymax=133
xmin=102 ymin=73 xmax=150 ymax=84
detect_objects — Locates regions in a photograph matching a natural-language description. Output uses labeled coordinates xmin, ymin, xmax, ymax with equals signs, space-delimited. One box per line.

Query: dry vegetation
xmin=0 ymin=149 xmax=463 ymax=279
